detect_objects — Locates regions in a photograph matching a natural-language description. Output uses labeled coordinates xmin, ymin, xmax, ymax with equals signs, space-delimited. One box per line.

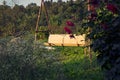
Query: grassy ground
xmin=50 ymin=47 xmax=104 ymax=80
xmin=0 ymin=37 xmax=104 ymax=80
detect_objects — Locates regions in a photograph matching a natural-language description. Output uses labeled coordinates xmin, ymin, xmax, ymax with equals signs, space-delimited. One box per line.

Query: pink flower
xmin=64 ymin=27 xmax=72 ymax=34
xmin=106 ymin=4 xmax=118 ymax=14
xmin=66 ymin=21 xmax=74 ymax=27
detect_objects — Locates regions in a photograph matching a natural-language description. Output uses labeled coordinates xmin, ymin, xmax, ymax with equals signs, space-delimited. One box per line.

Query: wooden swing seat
xmin=44 ymin=34 xmax=86 ymax=46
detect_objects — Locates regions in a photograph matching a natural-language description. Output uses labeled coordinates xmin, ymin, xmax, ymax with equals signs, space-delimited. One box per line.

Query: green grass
xmin=0 ymin=37 xmax=104 ymax=80
xmin=53 ymin=47 xmax=104 ymax=80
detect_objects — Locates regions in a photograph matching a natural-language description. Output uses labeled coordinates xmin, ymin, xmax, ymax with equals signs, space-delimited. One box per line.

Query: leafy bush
xmin=0 ymin=36 xmax=103 ymax=80
xmin=0 ymin=36 xmax=57 ymax=80
xmin=0 ymin=37 xmax=37 ymax=80
xmin=86 ymin=0 xmax=120 ymax=80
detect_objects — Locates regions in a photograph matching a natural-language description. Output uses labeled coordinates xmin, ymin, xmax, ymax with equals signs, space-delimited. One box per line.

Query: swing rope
xmin=35 ymin=0 xmax=50 ymax=41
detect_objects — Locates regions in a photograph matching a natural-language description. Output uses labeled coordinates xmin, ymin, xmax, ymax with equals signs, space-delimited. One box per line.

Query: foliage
xmin=86 ymin=0 xmax=120 ymax=80
xmin=0 ymin=0 xmax=87 ymax=38
xmin=0 ymin=36 xmax=103 ymax=80
xmin=0 ymin=0 xmax=106 ymax=80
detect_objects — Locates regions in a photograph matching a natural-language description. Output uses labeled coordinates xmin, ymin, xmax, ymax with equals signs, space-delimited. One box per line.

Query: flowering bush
xmin=87 ymin=0 xmax=120 ymax=80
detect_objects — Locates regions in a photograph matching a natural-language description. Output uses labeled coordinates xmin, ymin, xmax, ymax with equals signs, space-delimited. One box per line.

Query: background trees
xmin=0 ymin=0 xmax=86 ymax=38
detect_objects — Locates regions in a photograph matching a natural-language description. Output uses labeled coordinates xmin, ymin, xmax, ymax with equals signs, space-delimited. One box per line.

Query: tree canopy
xmin=0 ymin=0 xmax=87 ymax=38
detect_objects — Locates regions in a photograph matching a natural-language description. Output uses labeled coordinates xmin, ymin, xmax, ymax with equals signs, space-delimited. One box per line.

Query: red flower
xmin=66 ymin=21 xmax=74 ymax=27
xmin=106 ymin=4 xmax=118 ymax=14
xmin=64 ymin=27 xmax=72 ymax=34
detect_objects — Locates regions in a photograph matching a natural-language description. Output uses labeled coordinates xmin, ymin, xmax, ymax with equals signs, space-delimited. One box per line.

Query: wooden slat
xmin=44 ymin=34 xmax=86 ymax=46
